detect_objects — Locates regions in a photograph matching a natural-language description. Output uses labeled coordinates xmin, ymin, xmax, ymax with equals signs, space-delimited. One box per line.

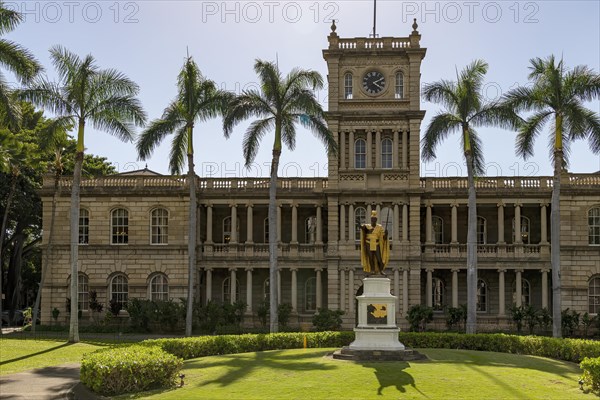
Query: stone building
xmin=39 ymin=23 xmax=600 ymax=330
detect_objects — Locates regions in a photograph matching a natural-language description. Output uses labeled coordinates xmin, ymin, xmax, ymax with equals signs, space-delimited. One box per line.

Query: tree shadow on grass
xmin=187 ymin=349 xmax=336 ymax=388
xmin=0 ymin=342 xmax=73 ymax=365
xmin=362 ymin=361 xmax=427 ymax=397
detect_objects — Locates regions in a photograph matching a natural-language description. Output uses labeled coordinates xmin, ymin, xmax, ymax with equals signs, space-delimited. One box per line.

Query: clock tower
xmin=322 ymin=20 xmax=427 ymax=313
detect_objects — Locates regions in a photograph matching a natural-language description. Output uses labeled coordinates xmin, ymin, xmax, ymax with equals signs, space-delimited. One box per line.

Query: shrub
xmin=80 ymin=345 xmax=183 ymax=396
xmin=509 ymin=305 xmax=525 ymax=334
xmin=312 ymin=308 xmax=344 ymax=331
xmin=88 ymin=290 xmax=104 ymax=314
xmin=582 ymin=313 xmax=596 ymax=338
xmin=278 ymin=303 xmax=293 ymax=328
xmin=406 ymin=305 xmax=433 ymax=332
xmin=257 ymin=301 xmax=268 ymax=328
xmin=445 ymin=306 xmax=466 ymax=331
xmin=109 ymin=298 xmax=123 ymax=316
xmin=562 ymin=308 xmax=580 ymax=337
xmin=580 ymin=357 xmax=600 ymax=392
xmin=51 ymin=307 xmax=60 ymax=321
xmin=538 ymin=307 xmax=552 ymax=333
xmin=155 ymin=299 xmax=184 ymax=332
xmin=127 ymin=299 xmax=156 ymax=331
xmin=523 ymin=305 xmax=538 ymax=335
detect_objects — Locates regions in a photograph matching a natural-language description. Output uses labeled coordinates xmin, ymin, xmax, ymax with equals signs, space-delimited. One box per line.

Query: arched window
xmin=354 ymin=138 xmax=366 ymax=169
xmin=354 ymin=207 xmax=367 ymax=240
xmin=380 ymin=206 xmax=393 ymax=240
xmin=110 ymin=274 xmax=128 ymax=308
xmin=344 ymin=73 xmax=353 ymax=99
xmin=512 ymin=216 xmax=531 ymax=244
xmin=432 ymin=216 xmax=444 ymax=244
xmin=111 ymin=208 xmax=129 ymax=244
xmin=589 ymin=207 xmax=600 ymax=245
xmin=149 ymin=274 xmax=168 ymax=301
xmin=395 ymin=72 xmax=404 ymax=99
xmin=79 ymin=209 xmax=89 ymax=244
xmin=263 ymin=218 xmax=269 ymax=243
xmin=223 ymin=216 xmax=240 ymax=243
xmin=477 ymin=216 xmax=487 ymax=244
xmin=305 ymin=216 xmax=317 ymax=243
xmin=477 ymin=279 xmax=487 ymax=312
xmin=512 ymin=278 xmax=531 ymax=306
xmin=432 ymin=277 xmax=444 ymax=311
xmin=78 ymin=273 xmax=89 ymax=311
xmin=150 ymin=208 xmax=168 ymax=244
xmin=381 ymin=138 xmax=392 ymax=169
xmin=222 ymin=277 xmax=241 ymax=304
xmin=305 ymin=277 xmax=317 ymax=312
xmin=589 ymin=276 xmax=600 ymax=314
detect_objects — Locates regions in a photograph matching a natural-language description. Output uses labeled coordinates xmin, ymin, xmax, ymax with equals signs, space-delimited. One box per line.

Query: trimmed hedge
xmin=80 ymin=345 xmax=183 ymax=395
xmin=141 ymin=331 xmax=600 ymax=364
xmin=580 ymin=357 xmax=600 ymax=392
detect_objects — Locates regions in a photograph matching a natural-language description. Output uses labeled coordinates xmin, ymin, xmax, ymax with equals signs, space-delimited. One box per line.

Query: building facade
xmin=39 ymin=24 xmax=600 ymax=330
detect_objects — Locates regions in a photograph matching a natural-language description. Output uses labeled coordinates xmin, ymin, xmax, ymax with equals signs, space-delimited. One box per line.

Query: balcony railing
xmin=421 ymin=243 xmax=547 ymax=258
xmin=201 ymin=243 xmax=327 ymax=259
xmin=419 ymin=173 xmax=599 ymax=191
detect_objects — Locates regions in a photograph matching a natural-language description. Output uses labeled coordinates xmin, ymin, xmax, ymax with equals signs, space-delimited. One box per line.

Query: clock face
xmin=362 ymin=71 xmax=386 ymax=95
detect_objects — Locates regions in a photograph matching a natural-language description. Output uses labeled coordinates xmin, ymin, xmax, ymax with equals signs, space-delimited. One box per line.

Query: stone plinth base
xmin=332 ymin=346 xmax=427 ymax=362
xmin=350 ymin=327 xmax=404 ymax=351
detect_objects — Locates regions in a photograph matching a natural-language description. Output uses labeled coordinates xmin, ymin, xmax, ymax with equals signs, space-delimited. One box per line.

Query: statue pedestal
xmin=349 ymin=277 xmax=404 ymax=351
xmin=333 ymin=277 xmax=426 ymax=361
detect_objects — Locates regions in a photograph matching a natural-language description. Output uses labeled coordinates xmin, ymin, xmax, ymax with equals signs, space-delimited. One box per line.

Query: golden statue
xmin=360 ymin=210 xmax=390 ymax=275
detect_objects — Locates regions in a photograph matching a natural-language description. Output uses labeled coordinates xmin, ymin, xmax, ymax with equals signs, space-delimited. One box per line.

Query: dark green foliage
xmin=277 ymin=303 xmax=293 ymax=328
xmin=51 ymin=307 xmax=59 ymax=320
xmin=509 ymin=305 xmax=525 ymax=333
xmin=539 ymin=307 xmax=552 ymax=333
xmin=406 ymin=305 xmax=433 ymax=332
xmin=445 ymin=306 xmax=466 ymax=331
xmin=582 ymin=313 xmax=596 ymax=338
xmin=580 ymin=357 xmax=600 ymax=393
xmin=80 ymin=345 xmax=183 ymax=396
xmin=523 ymin=305 xmax=538 ymax=335
xmin=108 ymin=299 xmax=123 ymax=316
xmin=562 ymin=308 xmax=580 ymax=337
xmin=257 ymin=301 xmax=268 ymax=328
xmin=88 ymin=290 xmax=103 ymax=314
xmin=312 ymin=308 xmax=344 ymax=331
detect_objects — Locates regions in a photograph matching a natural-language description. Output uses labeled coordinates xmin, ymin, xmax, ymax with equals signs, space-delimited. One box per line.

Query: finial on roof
xmin=412 ymin=18 xmax=418 ymax=34
xmin=144 ymin=163 xmax=148 ymax=170
xmin=331 ymin=19 xmax=337 ymax=33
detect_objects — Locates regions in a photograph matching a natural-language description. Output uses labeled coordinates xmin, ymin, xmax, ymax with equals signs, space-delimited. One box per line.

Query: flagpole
xmin=372 ymin=0 xmax=377 ymax=37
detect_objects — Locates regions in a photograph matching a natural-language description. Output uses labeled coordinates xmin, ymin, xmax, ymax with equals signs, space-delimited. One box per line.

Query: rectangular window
xmin=111 ymin=209 xmax=129 ymax=244
xmin=79 ymin=209 xmax=89 ymax=244
xmin=151 ymin=208 xmax=168 ymax=244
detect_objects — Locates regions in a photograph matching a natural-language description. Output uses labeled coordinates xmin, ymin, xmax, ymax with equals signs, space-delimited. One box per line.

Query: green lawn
xmin=0 ymin=338 xmax=112 ymax=375
xmin=128 ymin=348 xmax=587 ymax=400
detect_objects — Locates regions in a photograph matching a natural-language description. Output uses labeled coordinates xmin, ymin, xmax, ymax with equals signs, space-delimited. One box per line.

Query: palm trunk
xmin=551 ymin=150 xmax=562 ymax=337
xmin=465 ymin=152 xmax=478 ymax=334
xmin=269 ymin=149 xmax=281 ymax=333
xmin=185 ymin=153 xmax=196 ymax=337
xmin=0 ymin=174 xmax=17 ymax=335
xmin=68 ymin=152 xmax=82 ymax=343
xmin=32 ymin=170 xmax=61 ymax=333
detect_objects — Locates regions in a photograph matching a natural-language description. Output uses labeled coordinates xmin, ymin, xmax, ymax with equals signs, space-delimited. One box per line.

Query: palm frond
xmin=294 ymin=112 xmax=337 ymax=156
xmin=0 ymin=4 xmax=23 ymax=35
xmin=462 ymin=127 xmax=485 ymax=176
xmin=515 ymin=110 xmax=552 ymax=160
xmin=242 ymin=118 xmax=274 ymax=167
xmin=422 ymin=80 xmax=458 ymax=111
xmin=470 ymin=101 xmax=523 ymax=131
xmin=254 ymin=59 xmax=281 ymax=104
xmin=169 ymin=125 xmax=189 ymax=174
xmin=137 ymin=104 xmax=185 ymax=160
xmin=421 ymin=112 xmax=461 ymax=161
xmin=0 ymin=39 xmax=42 ymax=82
xmin=223 ymin=91 xmax=271 ymax=137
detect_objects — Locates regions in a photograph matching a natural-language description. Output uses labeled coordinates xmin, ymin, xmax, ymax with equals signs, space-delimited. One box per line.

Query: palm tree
xmin=223 ymin=59 xmax=337 ymax=333
xmin=421 ymin=60 xmax=520 ymax=334
xmin=22 ymin=46 xmax=146 ymax=343
xmin=137 ymin=56 xmax=232 ymax=337
xmin=0 ymin=2 xmax=41 ymax=126
xmin=503 ymin=55 xmax=600 ymax=338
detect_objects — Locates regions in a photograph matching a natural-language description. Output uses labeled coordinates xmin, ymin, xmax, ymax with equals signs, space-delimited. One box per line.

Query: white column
xmin=340 ymin=131 xmax=346 ymax=170
xmin=426 ymin=269 xmax=433 ymax=307
xmin=540 ymin=204 xmax=548 ymax=244
xmin=515 ymin=269 xmax=523 ymax=307
xmin=452 ymin=268 xmax=459 ymax=308
xmin=541 ymin=268 xmax=549 ymax=309
xmin=316 ymin=205 xmax=323 ymax=244
xmin=366 ymin=130 xmax=372 ymax=168
xmin=205 ymin=268 xmax=213 ymax=305
xmin=316 ymin=268 xmax=323 ymax=309
xmin=497 ymin=203 xmax=505 ymax=244
xmin=514 ymin=204 xmax=522 ymax=243
xmin=349 ymin=204 xmax=356 ymax=241
xmin=393 ymin=130 xmax=399 ymax=169
xmin=394 ymin=268 xmax=400 ymax=311
xmin=206 ymin=204 xmax=213 ymax=244
xmin=246 ymin=268 xmax=253 ymax=313
xmin=451 ymin=204 xmax=458 ymax=243
xmin=340 ymin=204 xmax=346 ymax=242
xmin=498 ymin=269 xmax=506 ymax=315
xmin=291 ymin=268 xmax=297 ymax=312
xmin=402 ymin=131 xmax=408 ymax=169
xmin=375 ymin=130 xmax=381 ymax=168
xmin=402 ymin=204 xmax=408 ymax=242
xmin=246 ymin=204 xmax=253 ymax=243
xmin=348 ymin=268 xmax=354 ymax=315
xmin=402 ymin=268 xmax=409 ymax=314
xmin=340 ymin=268 xmax=346 ymax=311
xmin=230 ymin=268 xmax=237 ymax=304
xmin=277 ymin=205 xmax=282 ymax=242
xmin=426 ymin=204 xmax=433 ymax=244
xmin=349 ymin=130 xmax=355 ymax=169
xmin=291 ymin=204 xmax=298 ymax=243
xmin=230 ymin=204 xmax=237 ymax=243
xmin=393 ymin=203 xmax=400 ymax=242
xmin=376 ymin=204 xmax=381 ymax=219
xmin=277 ymin=268 xmax=282 ymax=305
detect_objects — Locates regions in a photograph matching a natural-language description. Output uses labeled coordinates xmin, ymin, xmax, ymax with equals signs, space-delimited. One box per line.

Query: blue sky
xmin=5 ymin=0 xmax=600 ymax=177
